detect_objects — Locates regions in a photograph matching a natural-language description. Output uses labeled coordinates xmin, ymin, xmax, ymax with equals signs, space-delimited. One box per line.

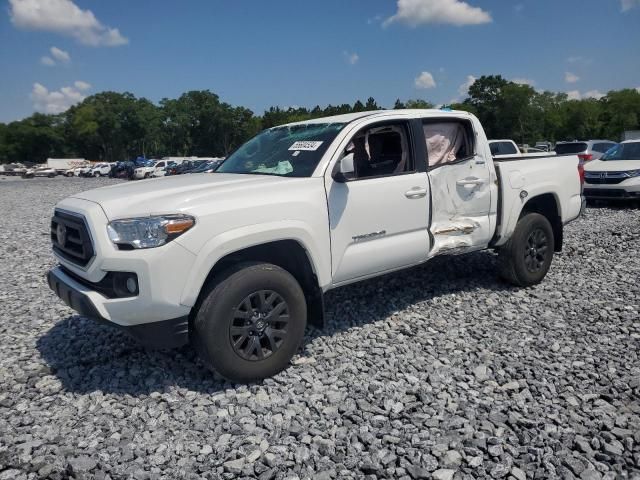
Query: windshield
xmin=555 ymin=142 xmax=588 ymax=154
xmin=601 ymin=142 xmax=640 ymax=160
xmin=217 ymin=123 xmax=346 ymax=177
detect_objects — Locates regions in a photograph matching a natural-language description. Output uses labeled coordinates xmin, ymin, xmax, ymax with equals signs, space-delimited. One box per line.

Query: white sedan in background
xmin=23 ymin=166 xmax=57 ymax=178
xmin=583 ymin=140 xmax=640 ymax=201
xmin=91 ymin=163 xmax=112 ymax=177
xmin=133 ymin=160 xmax=170 ymax=179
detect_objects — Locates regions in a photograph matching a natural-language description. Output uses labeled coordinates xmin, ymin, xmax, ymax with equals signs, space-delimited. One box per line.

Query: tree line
xmin=1 ymin=75 xmax=639 ymax=164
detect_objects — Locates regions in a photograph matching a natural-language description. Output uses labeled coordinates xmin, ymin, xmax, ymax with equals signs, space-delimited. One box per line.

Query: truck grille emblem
xmin=56 ymin=224 xmax=67 ymax=248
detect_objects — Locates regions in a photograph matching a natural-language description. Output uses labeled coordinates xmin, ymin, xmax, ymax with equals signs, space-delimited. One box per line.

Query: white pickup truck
xmin=47 ymin=109 xmax=584 ymax=382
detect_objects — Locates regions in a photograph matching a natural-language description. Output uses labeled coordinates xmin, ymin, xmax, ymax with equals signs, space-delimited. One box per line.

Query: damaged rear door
xmin=423 ymin=118 xmax=493 ymax=255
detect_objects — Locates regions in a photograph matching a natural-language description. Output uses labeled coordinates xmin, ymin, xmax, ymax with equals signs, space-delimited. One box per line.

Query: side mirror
xmin=332 ymin=153 xmax=355 ymax=183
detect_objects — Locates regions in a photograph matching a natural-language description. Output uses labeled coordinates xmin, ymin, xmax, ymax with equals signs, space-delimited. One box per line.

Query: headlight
xmin=107 ymin=214 xmax=195 ymax=249
xmin=627 ymin=169 xmax=640 ymax=178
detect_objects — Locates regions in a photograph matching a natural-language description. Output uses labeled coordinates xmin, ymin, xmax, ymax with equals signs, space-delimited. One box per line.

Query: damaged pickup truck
xmin=47 ymin=109 xmax=584 ymax=382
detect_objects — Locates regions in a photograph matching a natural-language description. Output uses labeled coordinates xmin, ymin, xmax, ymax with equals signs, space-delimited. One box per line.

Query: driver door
xmin=325 ymin=120 xmax=431 ymax=285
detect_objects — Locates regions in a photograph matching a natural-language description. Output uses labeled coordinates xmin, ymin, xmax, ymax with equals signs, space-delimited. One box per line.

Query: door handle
xmin=456 ymin=178 xmax=485 ymax=187
xmin=405 ymin=187 xmax=427 ymax=199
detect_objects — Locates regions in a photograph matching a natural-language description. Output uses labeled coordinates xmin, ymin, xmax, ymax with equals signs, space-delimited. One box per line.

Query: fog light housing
xmin=112 ymin=272 xmax=139 ymax=297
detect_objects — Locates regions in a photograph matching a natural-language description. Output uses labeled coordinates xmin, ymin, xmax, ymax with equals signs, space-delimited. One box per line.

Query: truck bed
xmin=492 ymin=154 xmax=583 ymax=247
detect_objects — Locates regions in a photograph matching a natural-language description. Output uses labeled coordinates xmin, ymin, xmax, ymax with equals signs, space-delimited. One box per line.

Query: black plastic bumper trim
xmin=47 ymin=267 xmax=188 ymax=349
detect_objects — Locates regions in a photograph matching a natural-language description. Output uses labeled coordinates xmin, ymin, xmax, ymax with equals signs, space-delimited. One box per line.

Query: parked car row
xmin=133 ymin=158 xmax=223 ymax=179
xmin=488 ymin=137 xmax=640 ymax=202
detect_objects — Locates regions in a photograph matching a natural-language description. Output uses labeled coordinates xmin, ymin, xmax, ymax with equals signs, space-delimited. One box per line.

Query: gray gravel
xmin=0 ymin=176 xmax=639 ymax=480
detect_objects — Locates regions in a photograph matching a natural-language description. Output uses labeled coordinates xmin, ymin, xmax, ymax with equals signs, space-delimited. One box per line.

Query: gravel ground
xmin=0 ymin=176 xmax=639 ymax=480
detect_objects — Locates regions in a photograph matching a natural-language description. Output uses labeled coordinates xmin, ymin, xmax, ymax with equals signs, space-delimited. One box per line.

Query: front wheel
xmin=498 ymin=213 xmax=555 ymax=287
xmin=192 ymin=262 xmax=307 ymax=383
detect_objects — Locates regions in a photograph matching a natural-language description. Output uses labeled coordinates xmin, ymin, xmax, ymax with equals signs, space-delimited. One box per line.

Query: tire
xmin=66 ymin=172 xmax=73 ymax=177
xmin=144 ymin=173 xmax=150 ymax=179
xmin=192 ymin=262 xmax=307 ymax=382
xmin=498 ymin=213 xmax=555 ymax=287
xmin=94 ymin=172 xmax=101 ymax=177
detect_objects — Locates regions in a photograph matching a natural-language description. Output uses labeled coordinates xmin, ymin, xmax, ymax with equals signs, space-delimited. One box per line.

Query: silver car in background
xmin=554 ymin=140 xmax=617 ymax=162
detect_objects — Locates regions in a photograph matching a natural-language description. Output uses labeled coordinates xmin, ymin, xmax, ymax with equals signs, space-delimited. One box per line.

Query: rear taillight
xmin=578 ymin=163 xmax=585 ymax=185
xmin=578 ymin=154 xmax=593 ymax=162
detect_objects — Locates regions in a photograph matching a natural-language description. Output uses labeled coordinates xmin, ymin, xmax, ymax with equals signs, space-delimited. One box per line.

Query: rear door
xmin=423 ymin=118 xmax=493 ymax=255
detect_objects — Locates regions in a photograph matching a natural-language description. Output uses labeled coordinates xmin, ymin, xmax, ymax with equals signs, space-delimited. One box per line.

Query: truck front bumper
xmin=47 ymin=266 xmax=189 ymax=349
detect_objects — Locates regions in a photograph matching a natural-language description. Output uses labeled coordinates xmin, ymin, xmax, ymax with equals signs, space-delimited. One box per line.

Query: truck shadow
xmin=37 ymin=251 xmax=514 ymax=395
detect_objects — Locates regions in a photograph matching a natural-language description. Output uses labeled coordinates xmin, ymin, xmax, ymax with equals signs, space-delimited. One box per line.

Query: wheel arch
xmin=186 ymin=239 xmax=325 ymax=328
xmin=520 ymin=193 xmax=563 ymax=251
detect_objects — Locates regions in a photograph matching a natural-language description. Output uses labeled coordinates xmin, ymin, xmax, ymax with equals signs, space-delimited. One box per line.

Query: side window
xmin=423 ymin=120 xmax=474 ymax=167
xmin=489 ymin=143 xmax=500 ymax=156
xmin=157 ymin=162 xmax=165 ymax=168
xmin=346 ymin=122 xmax=413 ymax=180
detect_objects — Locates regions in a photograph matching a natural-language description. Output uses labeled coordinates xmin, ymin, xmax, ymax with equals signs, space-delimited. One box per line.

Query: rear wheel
xmin=94 ymin=172 xmax=101 ymax=177
xmin=498 ymin=213 xmax=555 ymax=287
xmin=192 ymin=262 xmax=307 ymax=382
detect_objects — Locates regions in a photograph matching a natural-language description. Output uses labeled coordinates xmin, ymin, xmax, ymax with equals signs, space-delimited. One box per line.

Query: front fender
xmin=178 ymin=220 xmax=331 ymax=307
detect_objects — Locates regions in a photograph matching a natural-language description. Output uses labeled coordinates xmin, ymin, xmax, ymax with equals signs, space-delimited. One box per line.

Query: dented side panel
xmin=427 ymin=160 xmax=494 ymax=256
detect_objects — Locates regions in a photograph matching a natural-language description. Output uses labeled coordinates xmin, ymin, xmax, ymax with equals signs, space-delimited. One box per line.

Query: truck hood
xmin=584 ymin=159 xmax=640 ymax=172
xmin=72 ymin=173 xmax=294 ymax=219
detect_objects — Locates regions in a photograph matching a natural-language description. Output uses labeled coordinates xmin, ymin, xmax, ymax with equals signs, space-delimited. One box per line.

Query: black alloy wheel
xmin=524 ymin=228 xmax=549 ymax=273
xmin=230 ymin=290 xmax=289 ymax=361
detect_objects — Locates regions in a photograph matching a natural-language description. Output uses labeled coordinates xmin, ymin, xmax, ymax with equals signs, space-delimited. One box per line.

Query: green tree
xmin=404 ymin=99 xmax=435 ymax=109
xmin=600 ymin=89 xmax=640 ymax=140
xmin=2 ymin=113 xmax=66 ymax=164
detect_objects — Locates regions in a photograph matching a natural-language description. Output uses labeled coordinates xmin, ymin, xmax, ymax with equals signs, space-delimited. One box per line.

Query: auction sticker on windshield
xmin=289 ymin=141 xmax=323 ymax=151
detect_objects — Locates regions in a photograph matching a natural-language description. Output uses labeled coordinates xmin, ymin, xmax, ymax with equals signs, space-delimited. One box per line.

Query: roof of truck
xmin=280 ymin=109 xmax=473 ymax=128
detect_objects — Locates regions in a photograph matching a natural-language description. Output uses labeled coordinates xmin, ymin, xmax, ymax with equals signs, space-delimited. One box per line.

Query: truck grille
xmin=584 ymin=171 xmax=629 ymax=185
xmin=51 ymin=210 xmax=95 ymax=267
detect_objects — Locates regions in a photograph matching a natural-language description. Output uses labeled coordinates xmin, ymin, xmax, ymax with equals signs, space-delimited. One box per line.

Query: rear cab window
xmin=490 ymin=141 xmax=518 ymax=156
xmin=555 ymin=143 xmax=588 ymax=155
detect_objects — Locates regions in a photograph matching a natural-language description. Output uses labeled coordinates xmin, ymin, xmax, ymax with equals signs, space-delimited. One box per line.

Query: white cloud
xmin=74 ymin=80 xmax=91 ymax=91
xmin=50 ymin=46 xmax=70 ymax=63
xmin=458 ymin=74 xmax=476 ymax=97
xmin=40 ymin=46 xmax=71 ymax=66
xmin=621 ymin=0 xmax=640 ymax=11
xmin=9 ymin=0 xmax=128 ymax=47
xmin=565 ymin=72 xmax=580 ymax=84
xmin=415 ymin=71 xmax=437 ymax=89
xmin=512 ymin=77 xmax=536 ymax=86
xmin=30 ymin=81 xmax=90 ymax=114
xmin=367 ymin=14 xmax=383 ymax=25
xmin=566 ymin=90 xmax=605 ymax=101
xmin=384 ymin=0 xmax=492 ymax=27
xmin=584 ymin=90 xmax=605 ymax=100
xmin=343 ymin=51 xmax=359 ymax=65
xmin=566 ymin=90 xmax=581 ymax=101
xmin=40 ymin=56 xmax=55 ymax=66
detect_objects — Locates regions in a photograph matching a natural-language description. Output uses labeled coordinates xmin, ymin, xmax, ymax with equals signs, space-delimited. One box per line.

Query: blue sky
xmin=1 ymin=0 xmax=639 ymax=122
